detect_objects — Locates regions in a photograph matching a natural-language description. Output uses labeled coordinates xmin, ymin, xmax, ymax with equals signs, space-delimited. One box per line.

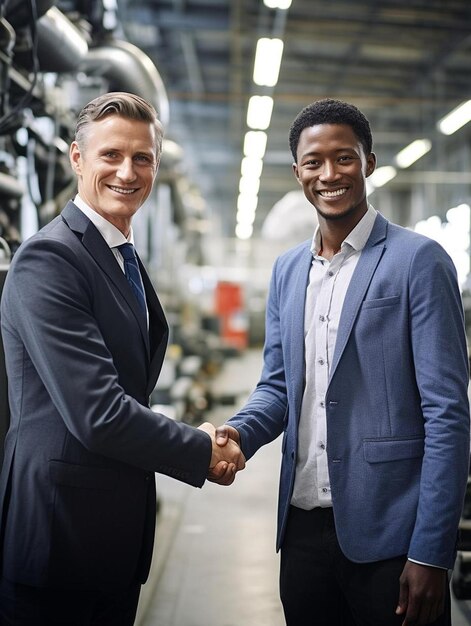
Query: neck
xmin=318 ymin=226 xmax=344 ymax=260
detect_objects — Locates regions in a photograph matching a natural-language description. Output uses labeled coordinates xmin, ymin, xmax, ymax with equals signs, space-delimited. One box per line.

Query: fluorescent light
xmin=243 ymin=131 xmax=267 ymax=158
xmin=241 ymin=156 xmax=263 ymax=179
xmin=263 ymin=0 xmax=292 ymax=9
xmin=239 ymin=175 xmax=261 ymax=196
xmin=236 ymin=209 xmax=256 ymax=225
xmin=368 ymin=166 xmax=397 ymax=188
xmin=237 ymin=193 xmax=258 ymax=213
xmin=253 ymin=38 xmax=284 ymax=87
xmin=395 ymin=139 xmax=432 ymax=169
xmin=247 ymin=95 xmax=274 ymax=130
xmin=236 ymin=223 xmax=253 ymax=240
xmin=438 ymin=100 xmax=471 ymax=135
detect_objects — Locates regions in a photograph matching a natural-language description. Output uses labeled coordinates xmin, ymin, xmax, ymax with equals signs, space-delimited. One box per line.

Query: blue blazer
xmin=0 ymin=201 xmax=211 ymax=590
xmin=229 ymin=212 xmax=470 ymax=569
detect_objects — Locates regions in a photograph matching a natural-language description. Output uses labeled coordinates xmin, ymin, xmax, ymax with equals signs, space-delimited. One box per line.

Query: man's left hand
xmin=396 ymin=560 xmax=447 ymax=625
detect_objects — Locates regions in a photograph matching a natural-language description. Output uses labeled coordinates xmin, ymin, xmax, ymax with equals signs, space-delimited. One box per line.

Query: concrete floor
xmin=135 ymin=348 xmax=471 ymax=626
xmin=136 ymin=349 xmax=284 ymax=626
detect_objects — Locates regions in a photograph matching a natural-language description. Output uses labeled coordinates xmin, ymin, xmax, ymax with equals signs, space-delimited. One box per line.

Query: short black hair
xmin=289 ymin=98 xmax=373 ymax=162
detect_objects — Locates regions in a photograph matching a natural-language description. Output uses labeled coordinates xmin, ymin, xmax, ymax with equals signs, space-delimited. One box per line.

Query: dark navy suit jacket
xmin=229 ymin=212 xmax=470 ymax=569
xmin=0 ymin=201 xmax=211 ymax=590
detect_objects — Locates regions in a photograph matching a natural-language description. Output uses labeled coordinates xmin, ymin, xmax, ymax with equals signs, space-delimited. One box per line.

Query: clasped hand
xmin=198 ymin=422 xmax=244 ymax=486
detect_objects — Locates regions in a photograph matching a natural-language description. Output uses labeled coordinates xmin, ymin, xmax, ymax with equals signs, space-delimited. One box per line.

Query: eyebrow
xmin=300 ymin=147 xmax=358 ymax=159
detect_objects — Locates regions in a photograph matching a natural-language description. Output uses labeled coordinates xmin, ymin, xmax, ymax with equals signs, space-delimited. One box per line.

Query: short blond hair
xmin=74 ymin=92 xmax=163 ymax=156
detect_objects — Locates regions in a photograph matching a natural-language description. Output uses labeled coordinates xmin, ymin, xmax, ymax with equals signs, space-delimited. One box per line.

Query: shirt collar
xmin=73 ymin=194 xmax=134 ymax=248
xmin=311 ymin=204 xmax=377 ymax=256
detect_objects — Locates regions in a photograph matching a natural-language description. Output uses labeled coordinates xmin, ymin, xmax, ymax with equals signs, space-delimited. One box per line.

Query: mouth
xmin=108 ymin=185 xmax=138 ymax=195
xmin=318 ymin=187 xmax=348 ymax=198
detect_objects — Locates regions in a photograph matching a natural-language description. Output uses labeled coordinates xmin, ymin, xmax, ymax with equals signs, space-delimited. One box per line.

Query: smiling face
xmin=69 ymin=114 xmax=159 ymax=236
xmin=293 ymin=123 xmax=376 ymax=227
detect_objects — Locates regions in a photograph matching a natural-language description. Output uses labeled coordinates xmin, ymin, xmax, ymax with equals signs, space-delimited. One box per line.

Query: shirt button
xmin=320 ymin=442 xmax=326 ymax=450
xmin=322 ymin=487 xmax=328 ymax=493
xmin=327 ymin=271 xmax=334 ymax=277
xmin=320 ymin=401 xmax=325 ymax=408
xmin=319 ymin=315 xmax=325 ymax=322
xmin=318 ymin=358 xmax=325 ymax=365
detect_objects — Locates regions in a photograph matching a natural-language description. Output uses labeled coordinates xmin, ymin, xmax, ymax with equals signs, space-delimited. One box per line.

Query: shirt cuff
xmin=408 ymin=558 xmax=447 ymax=570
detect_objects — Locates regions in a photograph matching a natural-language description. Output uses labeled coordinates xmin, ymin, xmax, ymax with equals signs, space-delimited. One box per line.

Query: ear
xmin=292 ymin=162 xmax=302 ymax=185
xmin=365 ymin=152 xmax=376 ymax=178
xmin=69 ymin=141 xmax=82 ymax=176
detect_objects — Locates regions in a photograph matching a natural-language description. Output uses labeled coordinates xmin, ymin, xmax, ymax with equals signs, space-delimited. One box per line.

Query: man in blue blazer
xmin=213 ymin=99 xmax=470 ymax=625
xmin=0 ymin=92 xmax=244 ymax=625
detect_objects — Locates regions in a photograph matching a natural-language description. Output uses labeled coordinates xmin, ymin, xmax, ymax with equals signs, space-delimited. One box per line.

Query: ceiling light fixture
xmin=236 ymin=208 xmax=256 ymax=226
xmin=368 ymin=165 xmax=397 ymax=188
xmin=263 ymin=0 xmax=292 ymax=9
xmin=241 ymin=156 xmax=263 ymax=179
xmin=239 ymin=175 xmax=261 ymax=196
xmin=437 ymin=100 xmax=471 ymax=135
xmin=243 ymin=130 xmax=268 ymax=158
xmin=235 ymin=223 xmax=254 ymax=240
xmin=246 ymin=95 xmax=274 ymax=130
xmin=395 ymin=139 xmax=432 ymax=169
xmin=237 ymin=193 xmax=258 ymax=213
xmin=253 ymin=38 xmax=284 ymax=87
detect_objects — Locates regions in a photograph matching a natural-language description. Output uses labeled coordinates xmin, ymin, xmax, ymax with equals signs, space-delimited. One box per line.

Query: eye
xmin=304 ymin=159 xmax=320 ymax=167
xmin=338 ymin=155 xmax=355 ymax=163
xmin=135 ymin=154 xmax=154 ymax=164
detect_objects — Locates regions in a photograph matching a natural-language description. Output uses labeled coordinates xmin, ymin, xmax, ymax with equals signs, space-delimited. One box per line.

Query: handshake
xmin=198 ymin=422 xmax=245 ymax=486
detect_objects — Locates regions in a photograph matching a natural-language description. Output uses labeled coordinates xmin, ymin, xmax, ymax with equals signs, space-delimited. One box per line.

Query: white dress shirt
xmin=291 ymin=205 xmax=377 ymax=510
xmin=73 ymin=194 xmax=134 ymax=272
xmin=73 ymin=194 xmax=149 ymax=325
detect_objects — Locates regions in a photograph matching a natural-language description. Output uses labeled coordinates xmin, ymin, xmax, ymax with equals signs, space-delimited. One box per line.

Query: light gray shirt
xmin=291 ymin=205 xmax=377 ymax=510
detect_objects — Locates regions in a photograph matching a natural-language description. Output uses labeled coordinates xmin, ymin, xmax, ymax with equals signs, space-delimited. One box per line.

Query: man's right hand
xmin=198 ymin=422 xmax=245 ymax=486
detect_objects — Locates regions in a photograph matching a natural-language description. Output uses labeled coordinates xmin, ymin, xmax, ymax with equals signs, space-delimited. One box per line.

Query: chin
xmin=316 ymin=205 xmax=356 ymax=221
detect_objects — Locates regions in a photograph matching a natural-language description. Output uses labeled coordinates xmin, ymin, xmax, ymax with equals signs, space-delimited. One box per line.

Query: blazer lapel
xmin=290 ymin=246 xmax=313 ymax=419
xmin=61 ymin=201 xmax=151 ymax=358
xmin=329 ymin=213 xmax=388 ymax=381
xmin=139 ymin=262 xmax=169 ymax=396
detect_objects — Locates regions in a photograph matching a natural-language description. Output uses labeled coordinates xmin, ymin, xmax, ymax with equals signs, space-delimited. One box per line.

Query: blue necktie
xmin=117 ymin=243 xmax=147 ymax=317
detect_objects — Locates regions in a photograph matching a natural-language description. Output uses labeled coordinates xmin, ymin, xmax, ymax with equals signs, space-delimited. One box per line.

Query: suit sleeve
xmin=407 ymin=238 xmax=470 ymax=567
xmin=228 ymin=256 xmax=287 ymax=459
xmin=2 ymin=236 xmax=212 ymax=487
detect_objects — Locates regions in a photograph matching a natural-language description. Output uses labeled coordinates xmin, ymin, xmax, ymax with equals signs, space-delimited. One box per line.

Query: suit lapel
xmin=290 ymin=246 xmax=312 ymax=418
xmin=139 ymin=262 xmax=169 ymax=396
xmin=61 ymin=201 xmax=151 ymax=358
xmin=329 ymin=213 xmax=388 ymax=381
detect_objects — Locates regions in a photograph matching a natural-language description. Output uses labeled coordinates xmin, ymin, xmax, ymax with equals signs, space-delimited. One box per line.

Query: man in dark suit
xmin=0 ymin=91 xmax=244 ymax=625
xmin=212 ymin=99 xmax=470 ymax=625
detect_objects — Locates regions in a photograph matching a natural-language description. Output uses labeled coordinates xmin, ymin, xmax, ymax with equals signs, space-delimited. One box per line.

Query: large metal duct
xmin=0 ymin=171 xmax=23 ymax=198
xmin=80 ymin=39 xmax=170 ymax=128
xmin=36 ymin=6 xmax=88 ymax=73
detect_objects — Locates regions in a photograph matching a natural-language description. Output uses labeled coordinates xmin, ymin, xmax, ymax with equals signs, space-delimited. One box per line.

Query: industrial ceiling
xmin=117 ymin=0 xmax=471 ymax=237
xmin=1 ymin=0 xmax=470 ymax=245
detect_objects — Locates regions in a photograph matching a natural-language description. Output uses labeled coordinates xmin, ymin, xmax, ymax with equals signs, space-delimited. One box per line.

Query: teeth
xmin=320 ymin=188 xmax=347 ymax=197
xmin=109 ymin=186 xmax=136 ymax=195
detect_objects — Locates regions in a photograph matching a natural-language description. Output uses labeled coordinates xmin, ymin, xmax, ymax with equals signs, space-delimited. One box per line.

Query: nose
xmin=116 ymin=158 xmax=136 ymax=182
xmin=319 ymin=160 xmax=340 ymax=183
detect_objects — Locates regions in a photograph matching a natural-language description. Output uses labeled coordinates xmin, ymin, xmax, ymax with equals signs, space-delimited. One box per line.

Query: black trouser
xmin=0 ymin=577 xmax=141 ymax=626
xmin=280 ymin=506 xmax=451 ymax=626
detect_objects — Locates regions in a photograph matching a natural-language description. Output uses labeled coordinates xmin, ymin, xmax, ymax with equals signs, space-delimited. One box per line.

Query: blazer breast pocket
xmin=361 ymin=295 xmax=400 ymax=310
xmin=363 ymin=437 xmax=424 ymax=463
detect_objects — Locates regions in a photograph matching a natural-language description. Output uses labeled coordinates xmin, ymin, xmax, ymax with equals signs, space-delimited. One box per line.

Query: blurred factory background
xmin=1 ymin=0 xmax=471 ymax=624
